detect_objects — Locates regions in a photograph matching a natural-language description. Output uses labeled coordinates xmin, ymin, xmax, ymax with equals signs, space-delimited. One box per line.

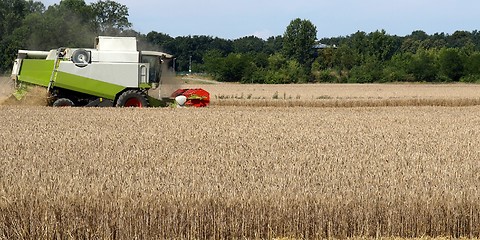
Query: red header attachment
xmin=171 ymin=88 xmax=210 ymax=107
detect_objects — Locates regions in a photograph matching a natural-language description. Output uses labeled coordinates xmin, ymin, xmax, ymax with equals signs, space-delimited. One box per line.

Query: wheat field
xmin=1 ymin=104 xmax=479 ymax=239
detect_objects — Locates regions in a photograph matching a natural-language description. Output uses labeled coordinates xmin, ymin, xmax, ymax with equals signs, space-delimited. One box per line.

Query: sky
xmin=39 ymin=0 xmax=480 ymax=40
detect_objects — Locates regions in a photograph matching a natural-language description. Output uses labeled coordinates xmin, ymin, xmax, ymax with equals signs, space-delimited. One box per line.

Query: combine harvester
xmin=10 ymin=36 xmax=209 ymax=107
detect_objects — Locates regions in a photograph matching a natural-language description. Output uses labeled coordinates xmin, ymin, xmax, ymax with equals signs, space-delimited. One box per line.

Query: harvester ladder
xmin=47 ymin=48 xmax=63 ymax=92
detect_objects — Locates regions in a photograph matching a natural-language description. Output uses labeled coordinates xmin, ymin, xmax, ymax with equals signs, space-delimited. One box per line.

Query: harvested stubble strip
xmin=212 ymin=98 xmax=480 ymax=108
xmin=0 ymin=106 xmax=480 ymax=239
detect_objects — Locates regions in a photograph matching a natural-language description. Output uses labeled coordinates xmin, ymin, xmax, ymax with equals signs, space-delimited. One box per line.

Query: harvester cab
xmin=11 ymin=36 xmax=210 ymax=107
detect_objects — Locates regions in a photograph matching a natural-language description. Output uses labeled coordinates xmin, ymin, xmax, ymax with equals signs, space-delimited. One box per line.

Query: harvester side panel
xmin=16 ymin=59 xmax=148 ymax=101
xmin=54 ymin=71 xmax=125 ymax=100
xmin=96 ymin=36 xmax=137 ymax=51
xmin=90 ymin=51 xmax=139 ymax=63
xmin=58 ymin=62 xmax=141 ymax=88
xmin=17 ymin=59 xmax=54 ymax=87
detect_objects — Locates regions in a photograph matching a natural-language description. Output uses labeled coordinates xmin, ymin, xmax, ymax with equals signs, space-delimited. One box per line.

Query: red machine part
xmin=171 ymin=88 xmax=210 ymax=107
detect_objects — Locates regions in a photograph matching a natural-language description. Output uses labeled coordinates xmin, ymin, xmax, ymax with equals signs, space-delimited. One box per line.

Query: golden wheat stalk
xmin=0 ymin=104 xmax=479 ymax=239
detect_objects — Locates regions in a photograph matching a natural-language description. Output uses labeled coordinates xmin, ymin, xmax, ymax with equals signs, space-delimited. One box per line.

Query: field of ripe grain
xmin=185 ymin=83 xmax=480 ymax=107
xmin=1 ymin=105 xmax=479 ymax=239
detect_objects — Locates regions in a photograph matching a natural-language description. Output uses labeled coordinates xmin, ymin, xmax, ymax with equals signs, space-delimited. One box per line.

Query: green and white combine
xmin=11 ymin=36 xmax=210 ymax=107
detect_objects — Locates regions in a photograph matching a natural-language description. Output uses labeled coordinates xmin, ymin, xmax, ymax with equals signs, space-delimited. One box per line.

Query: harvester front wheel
xmin=52 ymin=98 xmax=74 ymax=107
xmin=116 ymin=90 xmax=148 ymax=108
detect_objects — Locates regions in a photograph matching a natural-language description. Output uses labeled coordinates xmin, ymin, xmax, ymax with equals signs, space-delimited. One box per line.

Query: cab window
xmin=141 ymin=55 xmax=161 ymax=83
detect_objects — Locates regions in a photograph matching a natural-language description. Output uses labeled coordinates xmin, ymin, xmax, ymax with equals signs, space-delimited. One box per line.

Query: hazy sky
xmin=40 ymin=0 xmax=480 ymax=39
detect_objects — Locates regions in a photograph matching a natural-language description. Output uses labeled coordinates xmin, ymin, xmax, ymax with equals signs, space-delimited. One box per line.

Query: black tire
xmin=71 ymin=49 xmax=90 ymax=67
xmin=53 ymin=98 xmax=74 ymax=107
xmin=116 ymin=90 xmax=149 ymax=107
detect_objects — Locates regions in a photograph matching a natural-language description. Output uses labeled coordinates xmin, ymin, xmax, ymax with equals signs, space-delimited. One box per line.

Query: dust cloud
xmin=148 ymin=59 xmax=182 ymax=99
xmin=0 ymin=76 xmax=14 ymax=104
xmin=0 ymin=77 xmax=48 ymax=106
xmin=17 ymin=86 xmax=49 ymax=106
xmin=160 ymin=59 xmax=182 ymax=98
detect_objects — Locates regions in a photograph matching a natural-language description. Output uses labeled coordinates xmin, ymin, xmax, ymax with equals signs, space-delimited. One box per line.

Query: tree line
xmin=155 ymin=28 xmax=480 ymax=84
xmin=2 ymin=0 xmax=480 ymax=83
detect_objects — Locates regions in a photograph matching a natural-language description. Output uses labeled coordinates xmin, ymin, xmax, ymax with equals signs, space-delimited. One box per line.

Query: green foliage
xmin=333 ymin=44 xmax=361 ymax=70
xmin=163 ymin=35 xmax=233 ymax=72
xmin=437 ymin=48 xmax=464 ymax=81
xmin=406 ymin=49 xmax=438 ymax=82
xmin=189 ymin=27 xmax=480 ymax=83
xmin=265 ymin=35 xmax=283 ymax=54
xmin=221 ymin=54 xmax=250 ymax=82
xmin=91 ymin=0 xmax=132 ymax=35
xmin=3 ymin=5 xmax=480 ymax=84
xmin=367 ymin=30 xmax=401 ymax=61
xmin=464 ymin=52 xmax=480 ymax=76
xmin=202 ymin=50 xmax=224 ymax=78
xmin=146 ymin=31 xmax=174 ymax=47
xmin=0 ymin=0 xmax=132 ymax=73
xmin=315 ymin=47 xmax=336 ymax=69
xmin=233 ymin=36 xmax=265 ymax=53
xmin=0 ymin=0 xmax=44 ymax=72
xmin=263 ymin=54 xmax=308 ymax=84
xmin=383 ymin=53 xmax=415 ymax=82
xmin=282 ymin=18 xmax=317 ymax=66
xmin=312 ymin=69 xmax=339 ymax=83
xmin=204 ymin=52 xmax=252 ymax=82
xmin=349 ymin=57 xmax=384 ymax=83
xmin=23 ymin=0 xmax=97 ymax=50
xmin=460 ymin=74 xmax=480 ymax=83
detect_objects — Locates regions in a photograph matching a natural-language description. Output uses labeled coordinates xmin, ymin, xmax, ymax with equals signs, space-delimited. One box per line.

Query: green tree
xmin=265 ymin=35 xmax=283 ymax=54
xmin=282 ymin=18 xmax=317 ymax=66
xmin=367 ymin=30 xmax=400 ymax=61
xmin=437 ymin=48 xmax=464 ymax=81
xmin=0 ymin=0 xmax=41 ymax=36
xmin=165 ymin=35 xmax=233 ymax=72
xmin=146 ymin=31 xmax=173 ymax=47
xmin=409 ymin=30 xmax=429 ymax=41
xmin=448 ymin=31 xmax=473 ymax=48
xmin=0 ymin=0 xmax=45 ymax=72
xmin=21 ymin=0 xmax=96 ymax=50
xmin=464 ymin=52 xmax=480 ymax=76
xmin=332 ymin=44 xmax=361 ymax=70
xmin=461 ymin=51 xmax=480 ymax=82
xmin=203 ymin=49 xmax=224 ymax=78
xmin=407 ymin=49 xmax=438 ymax=82
xmin=384 ymin=53 xmax=415 ymax=82
xmin=233 ymin=36 xmax=265 ymax=53
xmin=204 ymin=53 xmax=250 ymax=82
xmin=400 ymin=38 xmax=421 ymax=53
xmin=263 ymin=53 xmax=308 ymax=84
xmin=347 ymin=31 xmax=368 ymax=55
xmin=91 ymin=0 xmax=131 ymax=35
xmin=315 ymin=47 xmax=336 ymax=69
xmin=348 ymin=56 xmax=384 ymax=83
